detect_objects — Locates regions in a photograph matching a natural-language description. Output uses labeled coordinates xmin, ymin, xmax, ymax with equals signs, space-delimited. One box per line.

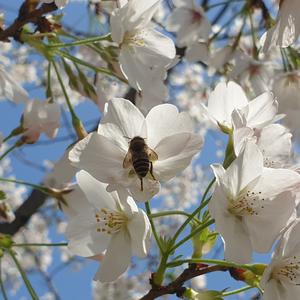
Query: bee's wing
xmin=123 ymin=151 xmax=132 ymax=168
xmin=147 ymin=148 xmax=158 ymax=161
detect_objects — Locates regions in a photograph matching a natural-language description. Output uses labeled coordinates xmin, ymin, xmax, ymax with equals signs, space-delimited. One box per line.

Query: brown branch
xmin=140 ymin=264 xmax=227 ymax=300
xmin=0 ymin=189 xmax=48 ymax=235
xmin=0 ymin=1 xmax=58 ymax=42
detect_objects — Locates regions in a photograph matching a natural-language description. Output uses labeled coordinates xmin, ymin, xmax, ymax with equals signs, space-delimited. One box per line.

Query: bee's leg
xmin=140 ymin=178 xmax=144 ymax=191
xmin=149 ymin=162 xmax=156 ymax=180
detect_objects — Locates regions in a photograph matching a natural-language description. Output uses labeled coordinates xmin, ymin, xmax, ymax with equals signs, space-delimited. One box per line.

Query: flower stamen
xmin=272 ymin=257 xmax=300 ymax=285
xmin=95 ymin=208 xmax=128 ymax=235
xmin=228 ymin=190 xmax=265 ymax=216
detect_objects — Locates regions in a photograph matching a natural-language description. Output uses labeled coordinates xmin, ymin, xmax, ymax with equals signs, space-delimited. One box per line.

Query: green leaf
xmin=191 ymin=222 xmax=218 ymax=258
xmin=158 ymin=236 xmax=174 ymax=253
xmin=62 ymin=59 xmax=79 ymax=90
xmin=75 ymin=64 xmax=97 ymax=99
xmin=183 ymin=288 xmax=225 ymax=300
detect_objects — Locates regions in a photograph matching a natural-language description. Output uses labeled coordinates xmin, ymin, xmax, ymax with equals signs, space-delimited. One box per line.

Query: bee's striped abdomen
xmin=132 ymin=157 xmax=150 ymax=178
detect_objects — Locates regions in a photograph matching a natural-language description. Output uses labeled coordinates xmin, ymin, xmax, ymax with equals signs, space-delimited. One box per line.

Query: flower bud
xmin=251 ymin=264 xmax=267 ymax=276
xmin=229 ymin=267 xmax=259 ymax=286
xmin=0 ymin=234 xmax=13 ymax=249
xmin=183 ymin=288 xmax=223 ymax=299
xmin=191 ymin=224 xmax=217 ymax=258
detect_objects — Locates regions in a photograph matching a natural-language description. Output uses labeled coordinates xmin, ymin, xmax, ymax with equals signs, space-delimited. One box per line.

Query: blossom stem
xmin=149 ymin=211 xmax=201 ymax=224
xmin=197 ymin=178 xmax=215 ymax=218
xmin=145 ymin=202 xmax=164 ymax=254
xmin=287 ymin=47 xmax=300 ymax=69
xmin=223 ymin=131 xmax=236 ymax=168
xmin=47 ymin=34 xmax=111 ymax=48
xmin=0 ymin=260 xmax=8 ymax=300
xmin=3 ymin=134 xmax=16 ymax=144
xmin=201 ymin=179 xmax=215 ymax=205
xmin=2 ymin=127 xmax=24 ymax=144
xmin=8 ymin=249 xmax=39 ymax=300
xmin=0 ymin=177 xmax=51 ymax=195
xmin=248 ymin=11 xmax=258 ymax=59
xmin=166 ymin=258 xmax=253 ymax=271
xmin=171 ymin=199 xmax=213 ymax=248
xmin=170 ymin=219 xmax=215 ymax=252
xmin=52 ymin=60 xmax=87 ymax=139
xmin=55 ymin=50 xmax=127 ymax=83
xmin=13 ymin=242 xmax=68 ymax=247
xmin=46 ymin=62 xmax=53 ymax=99
xmin=0 ymin=140 xmax=24 ymax=161
xmin=280 ymin=48 xmax=292 ymax=72
xmin=153 ymin=254 xmax=168 ymax=286
xmin=222 ymin=285 xmax=253 ymax=297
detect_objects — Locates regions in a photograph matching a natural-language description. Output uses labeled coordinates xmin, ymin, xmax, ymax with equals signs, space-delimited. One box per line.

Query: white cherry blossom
xmin=65 ymin=170 xmax=151 ymax=282
xmin=233 ymin=124 xmax=292 ymax=168
xmin=186 ymin=43 xmax=236 ymax=75
xmin=273 ymin=71 xmax=300 ymax=138
xmin=110 ymin=0 xmax=176 ymax=90
xmin=69 ymin=98 xmax=203 ymax=201
xmin=23 ymin=100 xmax=61 ymax=143
xmin=0 ymin=65 xmax=28 ymax=103
xmin=261 ymin=218 xmax=300 ymax=300
xmin=203 ymin=81 xmax=279 ymax=132
xmin=209 ymin=141 xmax=300 ymax=264
xmin=261 ymin=0 xmax=300 ymax=52
xmin=44 ymin=151 xmax=77 ymax=189
xmin=229 ymin=51 xmax=273 ymax=95
xmin=166 ymin=0 xmax=211 ymax=47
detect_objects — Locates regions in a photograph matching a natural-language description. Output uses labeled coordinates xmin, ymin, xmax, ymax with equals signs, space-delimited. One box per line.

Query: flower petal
xmin=62 ymin=184 xmax=88 ymax=218
xmin=219 ymin=141 xmax=263 ymax=198
xmin=134 ymin=29 xmax=176 ymax=66
xmin=127 ymin=209 xmax=151 ymax=257
xmin=119 ymin=47 xmax=149 ymax=90
xmin=129 ymin=177 xmax=161 ymax=202
xmin=95 ymin=230 xmax=131 ymax=282
xmin=154 ymin=133 xmax=202 ymax=181
xmin=209 ymin=186 xmax=252 ymax=263
xmin=100 ymin=98 xmax=146 ymax=140
xmin=256 ymin=124 xmax=292 ymax=167
xmin=115 ymin=188 xmax=139 ymax=217
xmin=242 ymin=92 xmax=278 ymax=129
xmin=66 ymin=211 xmax=111 ymax=257
xmin=76 ymin=170 xmax=116 ymax=211
xmin=262 ymin=278 xmax=282 ymax=300
xmin=146 ymin=103 xmax=193 ymax=149
xmin=69 ymin=133 xmax=127 ymax=184
xmin=257 ymin=168 xmax=300 ymax=199
xmin=207 ymin=81 xmax=248 ymax=128
xmin=245 ymin=191 xmax=296 ymax=253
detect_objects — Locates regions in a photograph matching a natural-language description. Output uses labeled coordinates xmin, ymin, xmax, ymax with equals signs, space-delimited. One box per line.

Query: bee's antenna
xmin=123 ymin=136 xmax=132 ymax=140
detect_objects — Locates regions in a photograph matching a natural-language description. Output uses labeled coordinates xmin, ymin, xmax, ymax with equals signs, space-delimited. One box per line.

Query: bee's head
xmin=129 ymin=136 xmax=146 ymax=151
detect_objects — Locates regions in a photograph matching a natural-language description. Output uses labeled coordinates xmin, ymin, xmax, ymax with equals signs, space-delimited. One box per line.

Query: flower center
xmin=260 ymin=149 xmax=279 ymax=168
xmin=95 ymin=208 xmax=128 ymax=235
xmin=123 ymin=31 xmax=145 ymax=47
xmin=228 ymin=190 xmax=265 ymax=217
xmin=272 ymin=257 xmax=300 ymax=285
xmin=263 ymin=156 xmax=278 ymax=168
xmin=191 ymin=11 xmax=202 ymax=24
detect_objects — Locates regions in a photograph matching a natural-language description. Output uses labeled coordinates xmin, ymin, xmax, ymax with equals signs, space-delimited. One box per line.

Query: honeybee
xmin=123 ymin=136 xmax=158 ymax=191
